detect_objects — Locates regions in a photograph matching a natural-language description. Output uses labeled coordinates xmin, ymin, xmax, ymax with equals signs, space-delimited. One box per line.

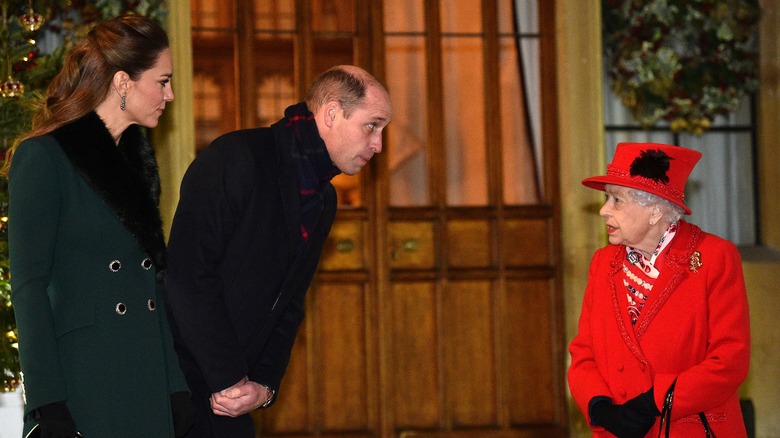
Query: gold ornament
xmin=1 ymin=76 xmax=24 ymax=98
xmin=18 ymin=0 xmax=45 ymax=32
xmin=19 ymin=9 xmax=45 ymax=32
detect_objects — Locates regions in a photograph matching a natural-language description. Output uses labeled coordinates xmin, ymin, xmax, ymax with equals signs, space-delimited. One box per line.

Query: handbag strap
xmin=658 ymin=378 xmax=676 ymax=438
xmin=658 ymin=377 xmax=717 ymax=438
xmin=699 ymin=412 xmax=717 ymax=438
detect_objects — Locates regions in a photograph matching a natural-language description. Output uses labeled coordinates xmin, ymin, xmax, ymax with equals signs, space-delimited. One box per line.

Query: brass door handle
xmin=401 ymin=238 xmax=419 ymax=252
xmin=391 ymin=238 xmax=419 ymax=260
xmin=336 ymin=238 xmax=354 ymax=253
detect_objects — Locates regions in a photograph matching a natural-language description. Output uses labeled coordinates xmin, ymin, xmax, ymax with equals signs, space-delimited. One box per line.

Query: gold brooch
xmin=689 ymin=251 xmax=702 ymax=272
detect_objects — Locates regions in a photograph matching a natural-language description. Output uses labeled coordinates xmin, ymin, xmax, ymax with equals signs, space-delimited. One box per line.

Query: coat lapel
xmin=634 ymin=221 xmax=702 ymax=340
xmin=607 ymin=249 xmax=648 ymax=366
xmin=50 ymin=112 xmax=167 ymax=274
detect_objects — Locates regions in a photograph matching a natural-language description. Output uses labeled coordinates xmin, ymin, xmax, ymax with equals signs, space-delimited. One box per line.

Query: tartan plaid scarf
xmin=285 ymin=102 xmax=340 ymax=241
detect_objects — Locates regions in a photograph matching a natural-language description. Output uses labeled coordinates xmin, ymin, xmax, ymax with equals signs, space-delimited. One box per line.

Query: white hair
xmin=628 ymin=189 xmax=685 ymax=222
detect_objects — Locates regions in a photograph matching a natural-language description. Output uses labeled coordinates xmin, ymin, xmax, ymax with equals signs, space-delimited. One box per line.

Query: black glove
xmin=589 ymin=397 xmax=656 ymax=438
xmin=623 ymin=387 xmax=660 ymax=418
xmin=36 ymin=401 xmax=80 ymax=438
xmin=170 ymin=391 xmax=196 ymax=437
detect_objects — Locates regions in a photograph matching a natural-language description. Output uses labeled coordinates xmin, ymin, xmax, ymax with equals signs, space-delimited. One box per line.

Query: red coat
xmin=568 ymin=221 xmax=750 ymax=437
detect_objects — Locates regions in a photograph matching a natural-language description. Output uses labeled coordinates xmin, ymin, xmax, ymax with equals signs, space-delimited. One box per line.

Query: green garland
xmin=603 ymin=0 xmax=760 ymax=135
xmin=0 ymin=0 xmax=166 ymax=392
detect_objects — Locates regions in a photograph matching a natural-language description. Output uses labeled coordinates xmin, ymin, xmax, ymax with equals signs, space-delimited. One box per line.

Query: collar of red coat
xmin=608 ymin=220 xmax=703 ymax=274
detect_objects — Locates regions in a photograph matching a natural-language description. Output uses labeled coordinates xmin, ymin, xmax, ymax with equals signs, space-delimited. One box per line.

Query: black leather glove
xmin=589 ymin=397 xmax=656 ymax=438
xmin=36 ymin=401 xmax=80 ymax=438
xmin=170 ymin=391 xmax=196 ymax=437
xmin=623 ymin=387 xmax=660 ymax=418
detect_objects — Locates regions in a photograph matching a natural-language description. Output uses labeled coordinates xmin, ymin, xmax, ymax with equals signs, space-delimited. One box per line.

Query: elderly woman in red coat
xmin=568 ymin=142 xmax=750 ymax=437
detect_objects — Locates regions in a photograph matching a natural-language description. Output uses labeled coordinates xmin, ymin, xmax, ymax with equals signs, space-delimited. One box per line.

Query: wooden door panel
xmin=258 ymin=282 xmax=371 ymax=434
xmin=443 ymin=281 xmax=498 ymax=426
xmin=503 ymin=219 xmax=552 ymax=267
xmin=446 ymin=221 xmax=492 ymax=268
xmin=315 ymin=283 xmax=371 ymax=430
xmin=398 ymin=428 xmax=566 ymax=438
xmin=505 ymin=279 xmax=557 ymax=424
xmin=388 ymin=282 xmax=441 ymax=428
xmin=256 ymin=325 xmax=310 ymax=434
xmin=389 ymin=221 xmax=436 ymax=269
xmin=319 ymin=220 xmax=366 ymax=271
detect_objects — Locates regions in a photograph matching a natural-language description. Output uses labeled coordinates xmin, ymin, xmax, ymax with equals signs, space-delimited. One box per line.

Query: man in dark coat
xmin=165 ymin=65 xmax=392 ymax=437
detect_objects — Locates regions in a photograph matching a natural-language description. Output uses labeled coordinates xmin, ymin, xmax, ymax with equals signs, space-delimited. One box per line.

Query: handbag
xmin=24 ymin=424 xmax=39 ymax=438
xmin=24 ymin=423 xmax=84 ymax=438
xmin=658 ymin=378 xmax=716 ymax=438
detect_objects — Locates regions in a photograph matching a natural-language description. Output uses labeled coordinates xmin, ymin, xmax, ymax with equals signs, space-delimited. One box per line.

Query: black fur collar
xmin=51 ymin=111 xmax=166 ymax=276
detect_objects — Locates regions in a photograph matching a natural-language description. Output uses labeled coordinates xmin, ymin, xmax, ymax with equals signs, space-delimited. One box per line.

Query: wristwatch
xmin=260 ymin=384 xmax=276 ymax=408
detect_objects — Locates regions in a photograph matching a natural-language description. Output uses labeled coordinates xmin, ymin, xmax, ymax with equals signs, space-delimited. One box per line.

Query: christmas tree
xmin=0 ymin=0 xmax=166 ymax=392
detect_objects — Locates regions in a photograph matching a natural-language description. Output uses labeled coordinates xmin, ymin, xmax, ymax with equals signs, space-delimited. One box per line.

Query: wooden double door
xmin=190 ymin=1 xmax=567 ymax=436
xmin=255 ymin=206 xmax=568 ymax=437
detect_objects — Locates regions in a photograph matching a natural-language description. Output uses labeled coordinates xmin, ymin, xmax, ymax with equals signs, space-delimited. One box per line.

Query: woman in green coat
xmin=5 ymin=15 xmax=194 ymax=438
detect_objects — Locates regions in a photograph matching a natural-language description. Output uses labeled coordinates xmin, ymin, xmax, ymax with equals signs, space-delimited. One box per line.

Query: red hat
xmin=582 ymin=142 xmax=702 ymax=215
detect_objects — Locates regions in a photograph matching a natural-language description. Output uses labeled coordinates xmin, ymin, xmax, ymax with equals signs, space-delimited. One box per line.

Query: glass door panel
xmin=253 ymin=37 xmax=295 ymax=128
xmin=253 ymin=0 xmax=295 ymax=30
xmin=440 ymin=0 xmax=482 ymax=33
xmin=192 ymin=27 xmax=237 ymax=152
xmin=191 ymin=0 xmax=235 ymax=28
xmin=384 ymin=0 xmax=428 ymax=207
xmin=386 ymin=35 xmax=429 ymax=206
xmin=499 ymin=35 xmax=539 ymax=204
xmin=442 ymin=36 xmax=487 ymax=206
xmin=312 ymin=0 xmax=355 ymax=32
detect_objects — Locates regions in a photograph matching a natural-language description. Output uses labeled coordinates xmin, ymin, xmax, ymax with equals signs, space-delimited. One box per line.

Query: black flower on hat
xmin=629 ymin=149 xmax=673 ymax=184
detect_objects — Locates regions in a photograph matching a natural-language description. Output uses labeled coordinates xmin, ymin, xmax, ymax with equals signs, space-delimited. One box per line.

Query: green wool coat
xmin=8 ymin=113 xmax=189 ymax=437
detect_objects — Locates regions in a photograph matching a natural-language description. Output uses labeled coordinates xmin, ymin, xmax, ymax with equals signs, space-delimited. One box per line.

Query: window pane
xmin=384 ymin=0 xmax=425 ymax=33
xmin=386 ymin=36 xmax=429 ymax=206
xmin=192 ymin=29 xmax=237 ymax=152
xmin=513 ymin=0 xmax=539 ymax=33
xmin=498 ymin=0 xmax=543 ymax=204
xmin=254 ymin=0 xmax=295 ymax=30
xmin=313 ymin=37 xmax=354 ymax=73
xmin=711 ymin=96 xmax=752 ymax=126
xmin=313 ymin=0 xmax=355 ymax=32
xmin=254 ymin=36 xmax=295 ymax=127
xmin=685 ymin=133 xmax=756 ymax=245
xmin=520 ymin=38 xmax=543 ymax=192
xmin=499 ymin=0 xmax=541 ymax=35
xmin=498 ymin=0 xmax=514 ymax=34
xmin=443 ymin=37 xmax=487 ymax=206
xmin=500 ymin=36 xmax=539 ymax=204
xmin=440 ymin=0 xmax=482 ymax=34
xmin=191 ymin=0 xmax=235 ymax=28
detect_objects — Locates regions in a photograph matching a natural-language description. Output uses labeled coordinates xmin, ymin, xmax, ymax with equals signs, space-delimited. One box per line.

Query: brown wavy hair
xmin=1 ymin=14 xmax=169 ymax=175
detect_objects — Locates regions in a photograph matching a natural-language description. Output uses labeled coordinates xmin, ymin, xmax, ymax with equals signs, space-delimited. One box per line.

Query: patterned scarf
xmin=285 ymin=102 xmax=341 ymax=241
xmin=622 ymin=222 xmax=678 ymax=324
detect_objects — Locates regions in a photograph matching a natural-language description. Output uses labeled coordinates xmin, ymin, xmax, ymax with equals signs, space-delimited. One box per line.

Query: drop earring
xmin=120 ymin=93 xmax=127 ymax=111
